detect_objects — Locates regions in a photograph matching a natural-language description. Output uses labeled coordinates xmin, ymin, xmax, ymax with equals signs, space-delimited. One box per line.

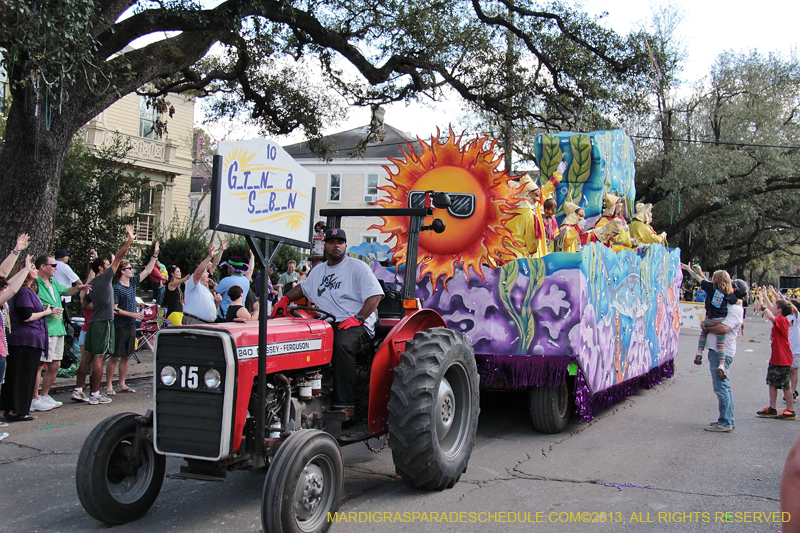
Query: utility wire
xmin=285 ymin=131 xmax=800 ymax=158
xmin=629 ymin=134 xmax=800 ymax=151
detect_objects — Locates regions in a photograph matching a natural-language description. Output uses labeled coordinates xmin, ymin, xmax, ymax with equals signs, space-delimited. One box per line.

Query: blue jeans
xmin=709 ymin=350 xmax=734 ymax=427
xmin=153 ymin=285 xmax=165 ymax=306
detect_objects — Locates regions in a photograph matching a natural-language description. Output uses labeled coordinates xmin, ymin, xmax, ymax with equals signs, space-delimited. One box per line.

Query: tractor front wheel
xmin=261 ymin=429 xmax=344 ymax=533
xmin=76 ymin=412 xmax=166 ymax=525
xmin=387 ymin=328 xmax=479 ymax=490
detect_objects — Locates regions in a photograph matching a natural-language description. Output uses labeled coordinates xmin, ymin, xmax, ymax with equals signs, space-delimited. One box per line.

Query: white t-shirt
xmin=300 ymin=257 xmax=384 ymax=336
xmin=787 ymin=314 xmax=800 ymax=355
xmin=53 ymin=260 xmax=80 ymax=303
xmin=183 ymin=277 xmax=217 ymax=322
xmin=706 ymin=304 xmax=744 ymax=358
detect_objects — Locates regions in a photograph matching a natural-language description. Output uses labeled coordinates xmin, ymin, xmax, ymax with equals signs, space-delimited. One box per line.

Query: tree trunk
xmin=0 ymin=84 xmax=77 ymax=257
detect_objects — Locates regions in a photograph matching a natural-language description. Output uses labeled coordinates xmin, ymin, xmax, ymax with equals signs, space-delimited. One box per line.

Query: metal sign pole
xmin=245 ymin=235 xmax=282 ymax=455
xmin=256 ymin=238 xmax=269 ymax=455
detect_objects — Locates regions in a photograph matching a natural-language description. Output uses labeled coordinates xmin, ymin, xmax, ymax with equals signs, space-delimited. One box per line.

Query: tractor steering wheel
xmin=288 ymin=305 xmax=337 ymax=322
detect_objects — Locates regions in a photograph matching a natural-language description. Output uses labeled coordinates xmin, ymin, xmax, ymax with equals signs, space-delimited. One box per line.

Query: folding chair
xmin=135 ymin=304 xmax=168 ymax=359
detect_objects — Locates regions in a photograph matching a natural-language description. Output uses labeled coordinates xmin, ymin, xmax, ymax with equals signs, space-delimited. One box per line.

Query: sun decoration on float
xmin=371 ymin=127 xmax=522 ymax=288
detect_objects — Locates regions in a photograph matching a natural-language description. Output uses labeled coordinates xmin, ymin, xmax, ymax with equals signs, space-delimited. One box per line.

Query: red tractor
xmin=76 ymin=193 xmax=480 ymax=532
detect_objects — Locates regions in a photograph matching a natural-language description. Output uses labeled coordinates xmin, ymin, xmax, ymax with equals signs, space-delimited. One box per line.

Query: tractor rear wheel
xmin=261 ymin=429 xmax=344 ymax=533
xmin=528 ymin=383 xmax=571 ymax=434
xmin=387 ymin=328 xmax=479 ymax=490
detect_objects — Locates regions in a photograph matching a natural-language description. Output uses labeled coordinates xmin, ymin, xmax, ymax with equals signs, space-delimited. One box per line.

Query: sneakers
xmin=794 ymin=390 xmax=799 ymax=400
xmin=30 ymin=397 xmax=54 ymax=412
xmin=694 ymin=352 xmax=703 ymax=365
xmin=0 ymin=432 xmax=8 ymax=441
xmin=97 ymin=393 xmax=113 ymax=404
xmin=757 ymin=407 xmax=778 ymax=417
xmin=709 ymin=421 xmax=735 ymax=429
xmin=716 ymin=366 xmax=727 ymax=380
xmin=72 ymin=389 xmax=90 ymax=402
xmin=87 ymin=393 xmax=112 ymax=405
xmin=705 ymin=423 xmax=733 ymax=432
xmin=42 ymin=395 xmax=62 ymax=408
xmin=776 ymin=410 xmax=797 ymax=420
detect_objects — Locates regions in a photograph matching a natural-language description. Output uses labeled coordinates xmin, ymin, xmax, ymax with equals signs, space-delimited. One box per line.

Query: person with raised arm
xmin=754 ymin=287 xmax=796 ymax=420
xmin=163 ymin=264 xmax=191 ymax=326
xmin=72 ymin=226 xmax=136 ymax=405
xmin=105 ymin=242 xmax=160 ymax=395
xmin=182 ymin=243 xmax=222 ymax=325
xmin=2 ymin=256 xmax=51 ymax=421
xmin=31 ymin=254 xmax=90 ymax=412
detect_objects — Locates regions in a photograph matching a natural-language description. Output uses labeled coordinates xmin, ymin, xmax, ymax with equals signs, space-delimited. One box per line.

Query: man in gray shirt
xmin=272 ymin=229 xmax=383 ymax=419
xmin=73 ymin=226 xmax=135 ymax=405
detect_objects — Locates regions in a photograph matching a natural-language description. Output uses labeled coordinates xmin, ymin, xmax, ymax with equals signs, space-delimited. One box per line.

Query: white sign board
xmin=679 ymin=301 xmax=706 ymax=331
xmin=210 ymin=139 xmax=315 ymax=247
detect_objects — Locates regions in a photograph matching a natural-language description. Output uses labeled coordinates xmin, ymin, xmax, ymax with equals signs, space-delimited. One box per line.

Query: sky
xmin=197 ymin=0 xmax=800 ymax=143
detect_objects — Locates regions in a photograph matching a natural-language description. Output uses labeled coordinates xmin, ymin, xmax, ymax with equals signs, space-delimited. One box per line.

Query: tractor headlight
xmin=160 ymin=366 xmax=177 ymax=386
xmin=204 ymin=369 xmax=221 ymax=389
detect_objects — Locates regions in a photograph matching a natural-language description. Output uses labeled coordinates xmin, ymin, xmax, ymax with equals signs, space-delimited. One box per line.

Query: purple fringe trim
xmin=475 ymin=354 xmax=572 ymax=389
xmin=474 ymin=353 xmax=675 ymax=423
xmin=574 ymin=359 xmax=675 ymax=422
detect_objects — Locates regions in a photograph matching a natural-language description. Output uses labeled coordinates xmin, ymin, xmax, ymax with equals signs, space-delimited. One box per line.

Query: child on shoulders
xmin=681 ymin=264 xmax=741 ymax=379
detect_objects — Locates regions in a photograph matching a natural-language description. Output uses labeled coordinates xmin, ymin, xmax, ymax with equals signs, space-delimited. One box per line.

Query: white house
xmin=283 ymin=122 xmax=417 ymax=244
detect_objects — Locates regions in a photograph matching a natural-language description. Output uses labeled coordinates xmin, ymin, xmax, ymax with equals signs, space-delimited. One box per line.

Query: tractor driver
xmin=272 ymin=228 xmax=384 ymax=419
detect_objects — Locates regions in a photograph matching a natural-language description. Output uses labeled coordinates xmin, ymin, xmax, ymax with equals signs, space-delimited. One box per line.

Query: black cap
xmin=54 ymin=249 xmax=69 ymax=259
xmin=324 ymin=228 xmax=347 ymax=242
xmin=732 ymin=279 xmax=749 ymax=299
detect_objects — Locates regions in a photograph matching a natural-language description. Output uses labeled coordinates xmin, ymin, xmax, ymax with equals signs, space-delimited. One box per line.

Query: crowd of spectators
xmin=0 ymin=230 xmax=308 ymax=441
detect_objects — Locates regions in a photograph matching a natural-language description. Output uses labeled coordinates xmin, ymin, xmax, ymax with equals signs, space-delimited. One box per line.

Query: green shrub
xmin=154 ymin=211 xmax=211 ymax=279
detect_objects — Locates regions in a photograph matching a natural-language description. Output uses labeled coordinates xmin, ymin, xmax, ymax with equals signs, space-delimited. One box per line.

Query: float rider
xmin=629 ymin=202 xmax=667 ymax=246
xmin=557 ymin=201 xmax=585 ymax=253
xmin=505 ymin=161 xmax=567 ymax=258
xmin=593 ymin=193 xmax=638 ymax=250
xmin=581 ymin=219 xmax=623 ymax=248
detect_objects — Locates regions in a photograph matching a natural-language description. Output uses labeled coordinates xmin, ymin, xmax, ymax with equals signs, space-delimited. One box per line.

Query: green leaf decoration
xmin=520 ymin=257 xmax=547 ymax=353
xmin=498 ymin=261 xmax=524 ymax=341
xmin=568 ymin=134 xmax=592 ymax=184
xmin=538 ymin=134 xmax=561 ymax=185
xmin=498 ymin=258 xmax=547 ymax=354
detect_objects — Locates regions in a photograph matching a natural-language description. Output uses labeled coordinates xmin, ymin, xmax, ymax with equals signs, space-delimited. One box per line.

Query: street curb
xmin=51 ymin=373 xmax=154 ymax=394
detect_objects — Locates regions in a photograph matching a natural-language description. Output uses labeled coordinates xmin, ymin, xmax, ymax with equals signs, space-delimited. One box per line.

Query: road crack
xmin=0 ymin=441 xmax=75 ymax=465
xmin=500 ymin=465 xmax=778 ymax=502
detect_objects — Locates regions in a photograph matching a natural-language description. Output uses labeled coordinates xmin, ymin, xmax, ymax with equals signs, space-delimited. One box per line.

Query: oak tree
xmin=0 ymin=0 xmax=642 ymax=254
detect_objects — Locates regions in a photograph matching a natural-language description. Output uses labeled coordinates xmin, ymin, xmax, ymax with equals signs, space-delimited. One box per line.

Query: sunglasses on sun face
xmin=408 ymin=191 xmax=475 ymax=219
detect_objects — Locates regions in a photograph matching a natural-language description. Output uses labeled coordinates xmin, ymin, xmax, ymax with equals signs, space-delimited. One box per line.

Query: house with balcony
xmin=283 ymin=122 xmax=417 ymax=245
xmin=81 ymin=93 xmax=196 ymax=241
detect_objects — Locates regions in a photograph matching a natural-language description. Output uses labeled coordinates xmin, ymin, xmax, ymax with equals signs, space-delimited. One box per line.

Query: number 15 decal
xmin=180 ymin=366 xmax=199 ymax=389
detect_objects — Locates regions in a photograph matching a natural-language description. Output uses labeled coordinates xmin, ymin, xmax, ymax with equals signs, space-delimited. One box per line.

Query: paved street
xmin=1 ymin=315 xmax=797 ymax=532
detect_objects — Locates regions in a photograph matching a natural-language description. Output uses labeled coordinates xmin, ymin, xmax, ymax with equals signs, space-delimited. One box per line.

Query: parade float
xmin=366 ymin=128 xmax=682 ymax=433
